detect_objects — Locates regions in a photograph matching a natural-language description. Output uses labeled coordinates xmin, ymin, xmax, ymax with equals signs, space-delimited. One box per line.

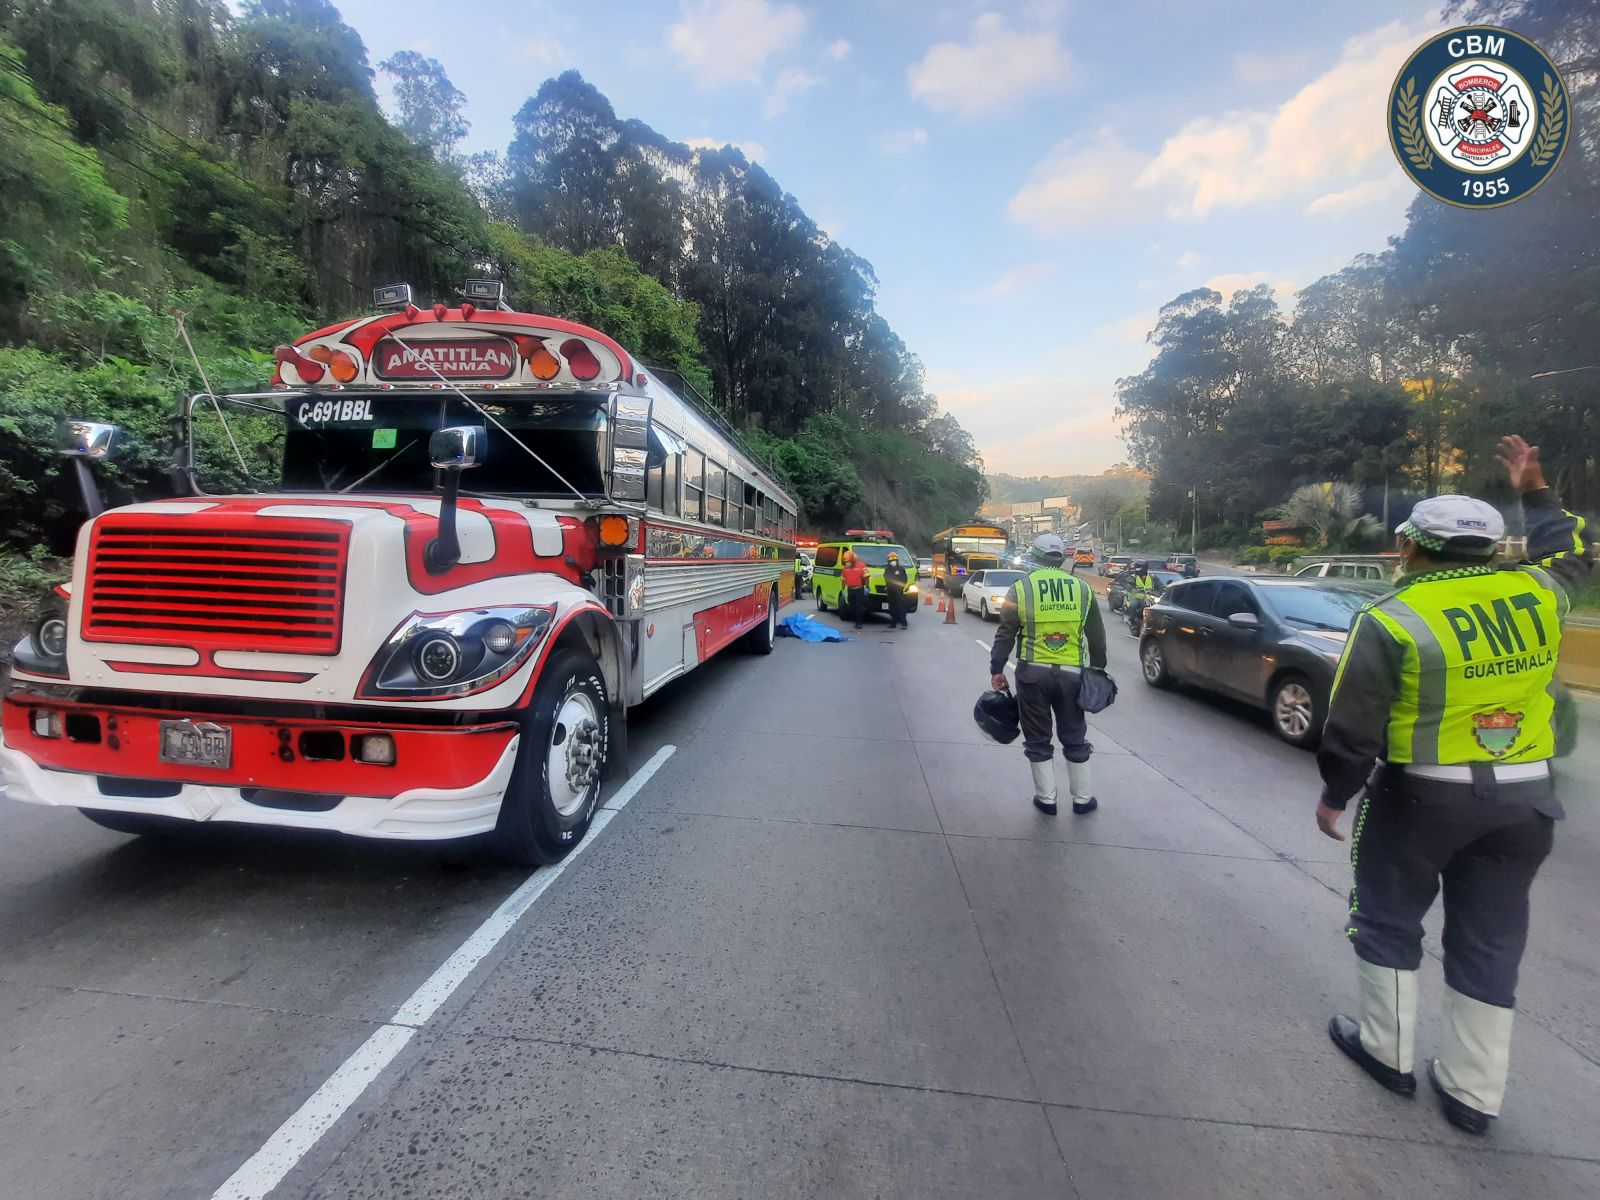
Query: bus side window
xmin=744 ymin=482 xmax=759 ymax=532
xmin=705 ymin=462 xmax=726 ymax=527
xmin=726 ymin=472 xmax=744 ymax=531
xmin=646 ymin=456 xmax=665 ymax=512
xmin=685 ymin=450 xmax=705 ymax=521
xmin=662 ymin=452 xmax=680 ymax=517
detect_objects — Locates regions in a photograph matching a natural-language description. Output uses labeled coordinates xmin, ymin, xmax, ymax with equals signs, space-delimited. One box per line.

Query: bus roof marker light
xmin=373 ymin=283 xmax=413 ymax=310
xmin=560 ymin=338 xmax=602 ymax=381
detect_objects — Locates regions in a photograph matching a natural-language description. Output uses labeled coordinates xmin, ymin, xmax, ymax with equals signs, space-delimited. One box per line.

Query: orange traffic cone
xmin=923 ymin=590 xmax=933 ymax=606
xmin=937 ymin=593 xmax=947 ymax=613
xmin=944 ymin=594 xmax=958 ymax=624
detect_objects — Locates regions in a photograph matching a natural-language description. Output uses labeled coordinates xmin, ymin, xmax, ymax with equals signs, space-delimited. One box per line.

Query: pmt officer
xmin=989 ymin=532 xmax=1108 ymax=815
xmin=1317 ymin=435 xmax=1593 ymax=1135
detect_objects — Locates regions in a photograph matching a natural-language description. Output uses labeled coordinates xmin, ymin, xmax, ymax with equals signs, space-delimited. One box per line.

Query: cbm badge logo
xmin=1390 ymin=27 xmax=1568 ymax=208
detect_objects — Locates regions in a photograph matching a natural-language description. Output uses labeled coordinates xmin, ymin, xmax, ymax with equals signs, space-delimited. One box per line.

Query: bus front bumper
xmin=0 ymin=697 xmax=520 ymax=841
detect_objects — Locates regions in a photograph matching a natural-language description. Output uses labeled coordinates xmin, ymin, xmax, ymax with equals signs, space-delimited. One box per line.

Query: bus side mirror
xmin=57 ymin=420 xmax=124 ymax=518
xmin=429 ymin=425 xmax=484 ymax=471
xmin=609 ymin=395 xmax=651 ymax=502
xmin=425 ymin=426 xmax=484 ymax=573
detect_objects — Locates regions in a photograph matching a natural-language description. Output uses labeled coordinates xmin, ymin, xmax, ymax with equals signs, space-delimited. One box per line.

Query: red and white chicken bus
xmin=0 ymin=283 xmax=797 ymax=864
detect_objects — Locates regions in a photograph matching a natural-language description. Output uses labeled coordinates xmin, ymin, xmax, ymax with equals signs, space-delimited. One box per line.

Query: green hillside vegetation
xmin=0 ymin=0 xmax=984 ymax=594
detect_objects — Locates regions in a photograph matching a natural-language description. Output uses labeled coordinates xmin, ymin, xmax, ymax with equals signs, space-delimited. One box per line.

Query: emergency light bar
xmin=373 ymin=283 xmax=413 ymax=309
xmin=845 ymin=529 xmax=895 ymax=542
xmin=463 ymin=278 xmax=506 ymax=308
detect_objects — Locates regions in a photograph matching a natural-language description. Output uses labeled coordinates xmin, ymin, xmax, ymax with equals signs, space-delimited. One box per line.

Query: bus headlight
xmin=13 ymin=612 xmax=69 ymax=677
xmin=358 ymin=606 xmax=555 ymax=699
xmin=36 ymin=617 xmax=68 ymax=659
xmin=415 ymin=634 xmax=463 ymax=683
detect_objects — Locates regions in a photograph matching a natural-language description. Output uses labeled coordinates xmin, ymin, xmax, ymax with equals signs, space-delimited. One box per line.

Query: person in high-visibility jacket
xmin=1318 ymin=435 xmax=1593 ymax=1136
xmin=989 ymin=532 xmax=1108 ymax=815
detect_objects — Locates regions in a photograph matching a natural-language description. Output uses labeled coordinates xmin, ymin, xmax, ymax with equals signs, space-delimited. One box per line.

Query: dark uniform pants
xmin=846 ymin=585 xmax=867 ymax=627
xmin=886 ymin=586 xmax=907 ymax=627
xmin=1015 ymin=662 xmax=1091 ymax=765
xmin=1349 ymin=768 xmax=1556 ymax=1008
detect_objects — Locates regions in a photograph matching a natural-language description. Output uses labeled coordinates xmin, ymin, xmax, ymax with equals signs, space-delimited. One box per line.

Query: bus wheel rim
xmin=548 ymin=692 xmax=601 ymax=817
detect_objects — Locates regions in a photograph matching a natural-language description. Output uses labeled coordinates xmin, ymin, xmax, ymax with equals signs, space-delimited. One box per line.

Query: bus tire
xmin=493 ymin=647 xmax=608 ymax=866
xmin=79 ymin=809 xmax=188 ymax=838
xmin=744 ymin=588 xmax=777 ymax=655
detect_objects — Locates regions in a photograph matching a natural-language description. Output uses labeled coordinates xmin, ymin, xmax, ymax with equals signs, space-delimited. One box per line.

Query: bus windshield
xmin=952 ymin=536 xmax=1007 ymax=555
xmin=190 ymin=393 xmax=609 ymax=497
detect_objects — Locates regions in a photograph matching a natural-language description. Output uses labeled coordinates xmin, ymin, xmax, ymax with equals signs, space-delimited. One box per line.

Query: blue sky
xmin=336 ymin=0 xmax=1444 ymax=475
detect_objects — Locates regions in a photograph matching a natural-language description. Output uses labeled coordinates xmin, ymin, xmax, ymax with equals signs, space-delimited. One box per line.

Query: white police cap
xmin=1395 ymin=495 xmax=1505 ymax=554
xmin=1031 ymin=532 xmax=1066 ymax=559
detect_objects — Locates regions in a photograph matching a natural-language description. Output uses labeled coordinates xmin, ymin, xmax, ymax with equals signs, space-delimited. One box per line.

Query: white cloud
xmin=1095 ymin=310 xmax=1157 ymax=345
xmin=877 ymin=127 xmax=929 ymax=155
xmin=935 ymin=376 xmax=1123 ymax=475
xmin=907 ymin=13 xmax=1072 ymax=118
xmin=1006 ymin=130 xmax=1155 ymax=234
xmin=667 ymin=0 xmax=808 ymax=86
xmin=1202 ymin=272 xmax=1298 ymax=303
xmin=1137 ymin=19 xmax=1435 ymax=218
xmin=762 ymin=66 xmax=821 ymax=117
xmin=1175 ymin=249 xmax=1204 ymax=269
xmin=827 ymin=38 xmax=851 ymax=60
xmin=979 ymin=259 xmax=1058 ymax=299
xmin=1306 ymin=176 xmax=1408 ymax=216
xmin=683 ymin=136 xmax=768 ymax=163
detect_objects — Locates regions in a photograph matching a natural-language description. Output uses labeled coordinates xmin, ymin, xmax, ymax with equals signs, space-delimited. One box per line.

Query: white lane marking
xmin=392 ymin=743 xmax=676 ymax=1028
xmin=209 ymin=1025 xmax=414 ymax=1200
xmin=602 ymin=743 xmax=677 ymax=811
xmin=974 ymin=639 xmax=988 ymax=650
xmin=209 ymin=744 xmax=676 ymax=1200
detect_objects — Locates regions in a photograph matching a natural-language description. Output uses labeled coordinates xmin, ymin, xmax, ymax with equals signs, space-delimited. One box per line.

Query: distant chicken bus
xmin=931 ymin=521 xmax=1009 ymax=597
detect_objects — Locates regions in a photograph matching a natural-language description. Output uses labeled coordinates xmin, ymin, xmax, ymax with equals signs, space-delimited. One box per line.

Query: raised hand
xmin=1496 ymin=435 xmax=1548 ymax=493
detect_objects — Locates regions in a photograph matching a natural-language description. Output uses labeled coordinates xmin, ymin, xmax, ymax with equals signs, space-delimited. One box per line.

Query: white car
xmin=962 ymin=568 xmax=1024 ymax=619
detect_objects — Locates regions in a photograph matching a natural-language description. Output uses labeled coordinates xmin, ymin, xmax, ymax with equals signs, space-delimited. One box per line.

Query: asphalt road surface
xmin=3 ymin=598 xmax=1598 ymax=1199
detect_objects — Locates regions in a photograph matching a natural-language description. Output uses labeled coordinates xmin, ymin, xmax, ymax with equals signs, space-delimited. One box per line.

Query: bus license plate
xmin=158 ymin=720 xmax=233 ymax=769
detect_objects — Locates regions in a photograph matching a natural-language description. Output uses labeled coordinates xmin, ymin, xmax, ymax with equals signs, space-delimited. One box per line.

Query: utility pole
xmin=1190 ymin=486 xmax=1198 ymax=556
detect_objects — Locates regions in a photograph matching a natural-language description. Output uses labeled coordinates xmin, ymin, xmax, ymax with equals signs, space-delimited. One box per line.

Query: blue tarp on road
xmin=777 ymin=612 xmax=852 ymax=642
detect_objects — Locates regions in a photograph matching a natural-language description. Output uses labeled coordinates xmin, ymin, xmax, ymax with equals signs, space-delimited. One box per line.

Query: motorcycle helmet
xmin=973 ymin=688 xmax=1021 ymax=744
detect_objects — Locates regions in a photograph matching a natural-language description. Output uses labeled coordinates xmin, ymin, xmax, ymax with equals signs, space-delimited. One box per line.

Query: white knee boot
xmin=1434 ymin=986 xmax=1514 ymax=1118
xmin=1030 ymin=760 xmax=1057 ymax=803
xmin=1356 ymin=958 xmax=1418 ymax=1073
xmin=1066 ymin=760 xmax=1093 ymax=804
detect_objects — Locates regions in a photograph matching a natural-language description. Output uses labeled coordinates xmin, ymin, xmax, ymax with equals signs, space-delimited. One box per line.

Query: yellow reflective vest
xmin=1338 ymin=564 xmax=1566 ymax=764
xmin=1010 ymin=568 xmax=1093 ymax=667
